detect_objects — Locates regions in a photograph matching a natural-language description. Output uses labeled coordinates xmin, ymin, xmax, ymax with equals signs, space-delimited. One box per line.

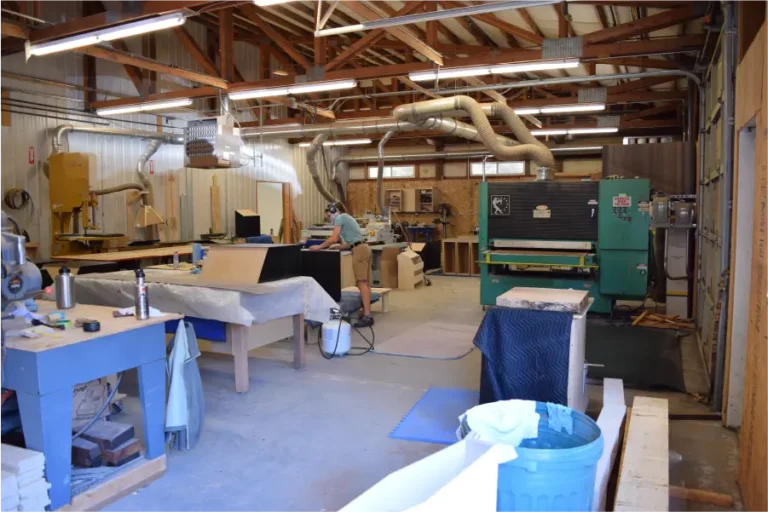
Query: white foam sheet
xmin=63 ymin=272 xmax=337 ymax=326
xmin=593 ymin=378 xmax=627 ymax=511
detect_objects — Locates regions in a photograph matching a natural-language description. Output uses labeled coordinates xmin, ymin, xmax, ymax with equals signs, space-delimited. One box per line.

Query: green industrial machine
xmin=478 ymin=178 xmax=651 ymax=313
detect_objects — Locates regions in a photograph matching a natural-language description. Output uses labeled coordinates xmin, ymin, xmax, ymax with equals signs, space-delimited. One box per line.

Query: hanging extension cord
xmin=316 ymin=312 xmax=375 ymax=359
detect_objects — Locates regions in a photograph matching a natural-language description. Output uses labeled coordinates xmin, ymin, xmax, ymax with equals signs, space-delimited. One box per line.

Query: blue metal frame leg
xmin=137 ymin=358 xmax=166 ymax=459
xmin=16 ymin=387 xmax=73 ymax=510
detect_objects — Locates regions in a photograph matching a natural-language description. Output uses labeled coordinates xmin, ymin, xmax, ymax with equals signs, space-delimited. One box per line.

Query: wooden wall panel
xmin=347 ymin=170 xmax=599 ymax=237
xmin=737 ymin=22 xmax=767 ymax=512
xmin=602 ymin=142 xmax=694 ymax=194
xmin=736 ymin=25 xmax=768 ymax=132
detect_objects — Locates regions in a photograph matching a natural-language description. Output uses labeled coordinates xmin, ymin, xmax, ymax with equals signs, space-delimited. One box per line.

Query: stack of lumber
xmin=73 ymin=421 xmax=143 ymax=468
xmin=0 ymin=444 xmax=51 ymax=511
xmin=630 ymin=311 xmax=695 ymax=330
xmin=1 ymin=472 xmax=19 ymax=512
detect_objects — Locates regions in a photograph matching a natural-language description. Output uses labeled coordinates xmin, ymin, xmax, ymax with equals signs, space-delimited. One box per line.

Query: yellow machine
xmin=48 ymin=152 xmax=137 ymax=256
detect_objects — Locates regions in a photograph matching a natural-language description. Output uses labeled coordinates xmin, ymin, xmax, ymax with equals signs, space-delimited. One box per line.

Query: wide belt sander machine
xmin=478 ymin=178 xmax=651 ymax=313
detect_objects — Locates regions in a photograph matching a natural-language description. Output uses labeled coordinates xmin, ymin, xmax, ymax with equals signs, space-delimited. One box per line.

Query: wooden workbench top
xmin=52 ymin=245 xmax=194 ymax=262
xmin=5 ymin=302 xmax=182 ymax=353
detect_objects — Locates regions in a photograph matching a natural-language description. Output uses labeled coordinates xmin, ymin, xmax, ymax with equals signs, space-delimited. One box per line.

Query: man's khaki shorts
xmin=352 ymin=243 xmax=372 ymax=282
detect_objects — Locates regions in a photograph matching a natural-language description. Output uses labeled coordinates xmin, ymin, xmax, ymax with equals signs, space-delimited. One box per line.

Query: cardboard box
xmin=379 ymin=246 xmax=401 ymax=289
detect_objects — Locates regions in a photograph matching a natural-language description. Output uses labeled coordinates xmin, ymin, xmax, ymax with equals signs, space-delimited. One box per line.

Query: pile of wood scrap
xmin=72 ymin=421 xmax=143 ymax=469
xmin=1 ymin=444 xmax=51 ymax=511
xmin=630 ymin=311 xmax=695 ymax=330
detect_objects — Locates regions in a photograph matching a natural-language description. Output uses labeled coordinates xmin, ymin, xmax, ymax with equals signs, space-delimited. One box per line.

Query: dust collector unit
xmin=185 ymin=115 xmax=243 ymax=169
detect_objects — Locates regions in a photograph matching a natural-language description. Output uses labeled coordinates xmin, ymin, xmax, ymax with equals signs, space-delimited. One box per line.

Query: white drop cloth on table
xmin=58 ymin=271 xmax=336 ymax=325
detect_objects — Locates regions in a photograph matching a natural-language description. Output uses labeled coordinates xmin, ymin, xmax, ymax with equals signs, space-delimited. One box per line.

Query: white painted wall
xmin=725 ymin=122 xmax=756 ymax=427
xmin=0 ymin=3 xmax=333 ymax=258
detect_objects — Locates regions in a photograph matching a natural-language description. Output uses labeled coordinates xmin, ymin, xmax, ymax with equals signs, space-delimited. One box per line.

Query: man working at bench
xmin=310 ymin=203 xmax=374 ymax=328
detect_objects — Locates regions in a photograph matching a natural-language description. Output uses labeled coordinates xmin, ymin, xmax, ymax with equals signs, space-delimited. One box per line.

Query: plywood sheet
xmin=53 ymin=245 xmax=194 ymax=262
xmin=602 ymin=142 xmax=694 ymax=194
xmin=4 ymin=302 xmax=182 ymax=353
xmin=735 ymin=22 xmax=766 ymax=130
xmin=739 ymin=109 xmax=768 ymax=512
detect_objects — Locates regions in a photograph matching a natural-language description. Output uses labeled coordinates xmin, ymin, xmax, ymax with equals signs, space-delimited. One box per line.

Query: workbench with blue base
xmin=2 ymin=302 xmax=183 ymax=510
xmin=65 ymin=271 xmax=338 ymax=393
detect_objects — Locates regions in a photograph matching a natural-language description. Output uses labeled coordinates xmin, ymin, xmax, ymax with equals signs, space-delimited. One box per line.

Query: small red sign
xmin=149 ymin=160 xmax=155 ymax=175
xmin=28 ymin=146 xmax=34 ymax=165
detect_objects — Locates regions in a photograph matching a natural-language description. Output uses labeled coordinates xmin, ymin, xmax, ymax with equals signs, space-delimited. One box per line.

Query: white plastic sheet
xmin=68 ymin=271 xmax=337 ymax=325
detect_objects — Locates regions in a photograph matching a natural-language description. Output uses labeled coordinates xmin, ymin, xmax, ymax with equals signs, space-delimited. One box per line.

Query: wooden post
xmin=1 ymin=89 xmax=10 ymax=127
xmin=219 ymin=8 xmax=234 ymax=82
xmin=210 ymin=175 xmax=222 ymax=234
xmin=227 ymin=323 xmax=250 ymax=393
xmin=281 ymin=182 xmax=293 ymax=243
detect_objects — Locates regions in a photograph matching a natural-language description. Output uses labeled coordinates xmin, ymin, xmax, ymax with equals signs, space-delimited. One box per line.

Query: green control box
xmin=597 ymin=179 xmax=650 ymax=298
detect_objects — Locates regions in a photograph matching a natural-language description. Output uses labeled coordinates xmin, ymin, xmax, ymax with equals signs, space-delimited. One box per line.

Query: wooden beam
xmin=509 ymin=90 xmax=686 ymax=108
xmin=0 ymin=21 xmax=28 ymax=39
xmin=399 ymin=77 xmax=443 ymax=100
xmin=239 ymin=5 xmax=311 ymax=70
xmin=425 ymin=4 xmax=438 ymax=47
xmin=74 ymin=45 xmax=228 ymax=89
xmin=28 ymin=2 xmax=209 ymax=43
xmin=219 ymin=8 xmax=234 ymax=82
xmin=1 ymin=90 xmax=11 ymax=127
xmin=96 ymin=36 xmax=703 ymax=107
xmin=608 ymin=76 xmax=677 ymax=94
xmin=173 ymin=26 xmax=220 ymax=77
xmin=518 ymin=8 xmax=544 ymax=38
xmin=141 ymin=33 xmax=158 ymax=95
xmin=614 ymin=397 xmax=669 ymax=511
xmin=324 ymin=2 xmax=424 ymax=72
xmin=439 ymin=2 xmax=497 ymax=47
xmin=583 ymin=5 xmax=705 ymax=44
xmin=555 ymin=2 xmax=574 ymax=38
xmin=313 ymin=4 xmax=327 ymax=68
xmin=456 ymin=4 xmax=543 ymax=45
xmin=590 ymin=57 xmax=681 ymax=70
xmin=105 ymin=40 xmax=143 ymax=94
xmin=345 ymin=2 xmax=443 ymax=66
xmin=623 ymin=103 xmax=679 ymax=121
xmin=574 ymin=1 xmax=691 ymax=7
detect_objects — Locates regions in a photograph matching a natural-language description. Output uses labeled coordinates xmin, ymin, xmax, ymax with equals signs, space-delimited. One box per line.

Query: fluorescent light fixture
xmin=532 ymin=127 xmax=619 ymax=137
xmin=531 ymin=129 xmax=568 ymax=136
xmin=315 ymin=24 xmax=365 ymax=37
xmin=513 ymin=108 xmax=541 ymax=115
xmin=298 ymin=138 xmax=372 ymax=148
xmin=492 ymin=59 xmax=580 ymax=74
xmin=96 ymin=98 xmax=193 ymax=116
xmin=26 ymin=13 xmax=186 ymax=57
xmin=314 ymin=0 xmax=561 ymax=37
xmin=409 ymin=66 xmax=491 ymax=82
xmin=229 ymin=79 xmax=357 ymax=101
xmin=254 ymin=0 xmax=297 ymax=5
xmin=540 ymin=103 xmax=606 ymax=114
xmin=549 ymin=146 xmax=604 ymax=152
xmin=567 ymin=127 xmax=619 ymax=135
xmin=408 ymin=59 xmax=580 ymax=82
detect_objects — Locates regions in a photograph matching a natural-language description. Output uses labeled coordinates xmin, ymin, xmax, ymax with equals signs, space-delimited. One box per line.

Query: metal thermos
xmin=55 ymin=266 xmax=76 ymax=309
xmin=134 ymin=269 xmax=149 ymax=320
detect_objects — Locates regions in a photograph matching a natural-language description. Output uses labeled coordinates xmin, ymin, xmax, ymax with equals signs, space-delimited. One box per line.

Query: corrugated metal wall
xmin=1 ymin=3 xmax=331 ymax=258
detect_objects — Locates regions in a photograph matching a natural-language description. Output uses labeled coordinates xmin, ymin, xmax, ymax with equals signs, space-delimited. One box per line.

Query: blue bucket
xmin=496 ymin=401 xmax=603 ymax=511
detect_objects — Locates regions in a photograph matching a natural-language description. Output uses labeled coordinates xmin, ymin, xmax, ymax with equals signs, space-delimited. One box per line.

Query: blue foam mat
xmin=389 ymin=387 xmax=479 ymax=445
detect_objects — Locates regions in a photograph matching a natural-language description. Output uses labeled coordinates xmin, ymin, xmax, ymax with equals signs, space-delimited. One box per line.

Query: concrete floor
xmin=106 ymin=276 xmax=742 ymax=511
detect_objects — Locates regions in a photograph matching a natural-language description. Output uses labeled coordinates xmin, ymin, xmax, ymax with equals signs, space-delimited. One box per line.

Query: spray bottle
xmin=134 ymin=269 xmax=149 ymax=320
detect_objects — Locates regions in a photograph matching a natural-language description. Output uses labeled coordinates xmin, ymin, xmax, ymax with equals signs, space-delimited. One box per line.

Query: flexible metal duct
xmin=306 ymin=133 xmax=350 ymax=211
xmin=92 ymin=183 xmax=145 ymax=196
xmin=393 ymin=96 xmax=554 ymax=168
xmin=52 ymin=124 xmax=183 ymax=154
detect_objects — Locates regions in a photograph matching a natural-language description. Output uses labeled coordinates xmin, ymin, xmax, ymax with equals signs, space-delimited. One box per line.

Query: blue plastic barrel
xmin=496 ymin=401 xmax=603 ymax=511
